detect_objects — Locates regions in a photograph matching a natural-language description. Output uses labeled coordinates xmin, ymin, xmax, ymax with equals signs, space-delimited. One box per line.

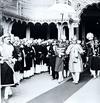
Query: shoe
xmin=4 ymin=98 xmax=8 ymax=103
xmin=74 ymin=82 xmax=78 ymax=84
xmin=11 ymin=84 xmax=17 ymax=87
xmin=73 ymin=81 xmax=78 ymax=84
xmin=4 ymin=96 xmax=8 ymax=101
xmin=93 ymin=76 xmax=97 ymax=79
xmin=58 ymin=81 xmax=63 ymax=84
xmin=72 ymin=81 xmax=75 ymax=83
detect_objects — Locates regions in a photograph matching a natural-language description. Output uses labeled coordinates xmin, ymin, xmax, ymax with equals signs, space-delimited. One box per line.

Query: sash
xmin=0 ymin=57 xmax=16 ymax=72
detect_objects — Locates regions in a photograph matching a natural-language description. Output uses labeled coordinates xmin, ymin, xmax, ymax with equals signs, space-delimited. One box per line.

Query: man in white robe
xmin=66 ymin=36 xmax=84 ymax=84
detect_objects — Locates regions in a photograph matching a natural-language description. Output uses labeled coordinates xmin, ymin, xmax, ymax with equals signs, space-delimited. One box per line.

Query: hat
xmin=2 ymin=35 xmax=10 ymax=39
xmin=86 ymin=32 xmax=94 ymax=40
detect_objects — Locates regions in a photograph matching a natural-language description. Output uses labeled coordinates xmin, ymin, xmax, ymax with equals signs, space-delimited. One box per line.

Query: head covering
xmin=86 ymin=32 xmax=94 ymax=40
xmin=2 ymin=35 xmax=11 ymax=41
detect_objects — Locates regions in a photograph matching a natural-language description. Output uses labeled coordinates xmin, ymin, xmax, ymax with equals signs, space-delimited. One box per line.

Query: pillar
xmin=26 ymin=26 xmax=30 ymax=39
xmin=57 ymin=23 xmax=62 ymax=40
xmin=60 ymin=25 xmax=66 ymax=41
xmin=81 ymin=21 xmax=85 ymax=42
xmin=57 ymin=23 xmax=66 ymax=41
xmin=8 ymin=21 xmax=14 ymax=34
xmin=2 ymin=18 xmax=9 ymax=36
xmin=68 ymin=23 xmax=74 ymax=41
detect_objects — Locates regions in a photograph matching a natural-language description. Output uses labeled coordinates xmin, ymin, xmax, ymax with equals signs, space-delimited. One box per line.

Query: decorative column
xmin=81 ymin=20 xmax=85 ymax=42
xmin=57 ymin=23 xmax=66 ymax=41
xmin=2 ymin=18 xmax=9 ymax=35
xmin=8 ymin=21 xmax=14 ymax=34
xmin=26 ymin=26 xmax=30 ymax=39
xmin=68 ymin=23 xmax=74 ymax=41
xmin=57 ymin=23 xmax=62 ymax=40
xmin=61 ymin=26 xmax=66 ymax=41
xmin=8 ymin=21 xmax=15 ymax=42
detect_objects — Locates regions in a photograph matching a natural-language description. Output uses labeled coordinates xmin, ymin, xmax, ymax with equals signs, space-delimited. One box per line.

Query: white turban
xmin=86 ymin=32 xmax=94 ymax=40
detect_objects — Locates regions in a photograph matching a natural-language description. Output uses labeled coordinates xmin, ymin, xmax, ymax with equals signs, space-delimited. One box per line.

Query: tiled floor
xmin=64 ymin=77 xmax=100 ymax=103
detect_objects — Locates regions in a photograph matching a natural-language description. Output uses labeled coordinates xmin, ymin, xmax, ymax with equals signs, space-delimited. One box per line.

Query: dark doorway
xmin=28 ymin=22 xmax=35 ymax=39
xmin=34 ymin=23 xmax=42 ymax=39
xmin=11 ymin=21 xmax=26 ymax=39
xmin=49 ymin=22 xmax=58 ymax=39
xmin=63 ymin=22 xmax=69 ymax=40
xmin=79 ymin=3 xmax=100 ymax=41
xmin=41 ymin=23 xmax=49 ymax=40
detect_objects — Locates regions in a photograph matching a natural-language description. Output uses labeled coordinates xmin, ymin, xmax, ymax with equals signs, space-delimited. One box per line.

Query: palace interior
xmin=0 ymin=0 xmax=100 ymax=103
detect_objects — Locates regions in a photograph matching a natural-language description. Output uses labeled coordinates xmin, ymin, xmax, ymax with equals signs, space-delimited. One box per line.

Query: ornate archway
xmin=79 ymin=2 xmax=100 ymax=41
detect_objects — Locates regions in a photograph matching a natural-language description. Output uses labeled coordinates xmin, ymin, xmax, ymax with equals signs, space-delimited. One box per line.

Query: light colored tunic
xmin=66 ymin=44 xmax=84 ymax=73
xmin=0 ymin=43 xmax=15 ymax=70
xmin=0 ymin=43 xmax=15 ymax=86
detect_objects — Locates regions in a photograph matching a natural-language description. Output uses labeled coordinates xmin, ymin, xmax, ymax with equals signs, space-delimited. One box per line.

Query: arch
xmin=11 ymin=20 xmax=27 ymax=39
xmin=6 ymin=18 xmax=12 ymax=22
xmin=57 ymin=22 xmax=61 ymax=25
xmin=21 ymin=21 xmax=27 ymax=39
xmin=63 ymin=22 xmax=68 ymax=26
xmin=34 ymin=22 xmax=42 ymax=39
xmin=41 ymin=23 xmax=49 ymax=40
xmin=28 ymin=22 xmax=35 ymax=38
xmin=79 ymin=2 xmax=100 ymax=41
xmin=13 ymin=19 xmax=17 ymax=23
xmin=16 ymin=20 xmax=22 ymax=38
xmin=11 ymin=21 xmax=18 ymax=36
xmin=49 ymin=22 xmax=58 ymax=39
xmin=63 ymin=22 xmax=69 ymax=40
xmin=80 ymin=2 xmax=100 ymax=19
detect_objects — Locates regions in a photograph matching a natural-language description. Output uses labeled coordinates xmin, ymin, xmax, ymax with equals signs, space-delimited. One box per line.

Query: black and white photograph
xmin=0 ymin=0 xmax=100 ymax=103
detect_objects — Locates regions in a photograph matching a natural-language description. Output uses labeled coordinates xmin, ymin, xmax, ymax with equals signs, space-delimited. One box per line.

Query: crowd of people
xmin=0 ymin=32 xmax=100 ymax=101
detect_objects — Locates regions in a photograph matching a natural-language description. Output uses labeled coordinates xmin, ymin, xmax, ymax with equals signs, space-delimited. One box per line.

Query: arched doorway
xmin=79 ymin=2 xmax=100 ymax=41
xmin=63 ymin=22 xmax=69 ymax=40
xmin=29 ymin=22 xmax=35 ymax=38
xmin=11 ymin=20 xmax=27 ymax=39
xmin=34 ymin=22 xmax=42 ymax=39
xmin=49 ymin=22 xmax=58 ymax=39
xmin=41 ymin=23 xmax=49 ymax=40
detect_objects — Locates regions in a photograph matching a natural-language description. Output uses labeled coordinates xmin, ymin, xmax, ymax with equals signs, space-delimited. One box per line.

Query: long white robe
xmin=66 ymin=44 xmax=84 ymax=73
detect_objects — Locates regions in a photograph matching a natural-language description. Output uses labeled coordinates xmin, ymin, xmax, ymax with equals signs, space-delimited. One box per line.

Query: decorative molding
xmin=1 ymin=0 xmax=100 ymax=23
xmin=73 ymin=0 xmax=100 ymax=17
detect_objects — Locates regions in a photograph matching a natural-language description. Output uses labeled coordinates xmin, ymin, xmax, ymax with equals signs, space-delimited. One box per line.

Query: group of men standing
xmin=0 ymin=32 xmax=100 ymax=101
